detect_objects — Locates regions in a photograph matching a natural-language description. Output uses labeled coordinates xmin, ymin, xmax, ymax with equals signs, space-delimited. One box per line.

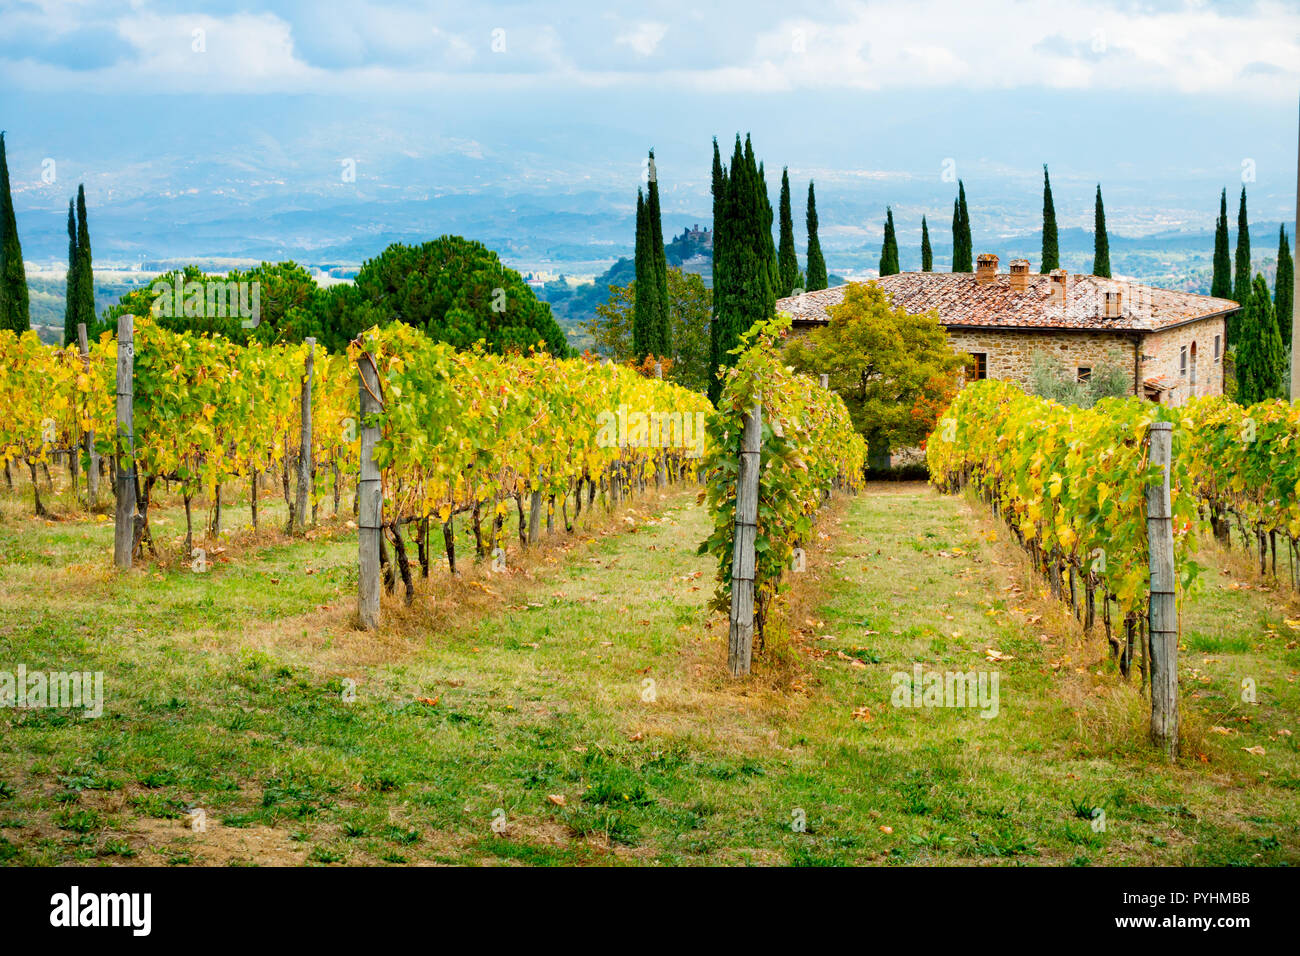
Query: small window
xmin=967 ymin=352 xmax=987 ymax=380
xmin=1077 ymin=366 xmax=1092 ymax=384
xmin=1190 ymin=342 xmax=1197 ymax=386
xmin=1179 ymin=346 xmax=1187 ymax=376
xmin=1214 ymin=335 xmax=1221 ymax=362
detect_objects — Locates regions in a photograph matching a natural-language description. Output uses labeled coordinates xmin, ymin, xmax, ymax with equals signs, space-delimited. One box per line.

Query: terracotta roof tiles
xmin=777 ymin=272 xmax=1238 ymax=333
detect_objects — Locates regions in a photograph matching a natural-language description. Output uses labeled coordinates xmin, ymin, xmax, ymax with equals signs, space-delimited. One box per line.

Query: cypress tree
xmin=777 ymin=167 xmax=799 ymax=296
xmin=805 ymin=181 xmax=827 ymax=292
xmin=711 ymin=137 xmax=727 ymax=309
xmin=0 ymin=132 xmax=30 ymax=333
xmin=63 ymin=200 xmax=78 ymax=346
xmin=878 ymin=207 xmax=900 ymax=276
xmin=708 ymin=134 xmax=775 ymax=403
xmin=632 ymin=189 xmax=652 ymax=360
xmin=1040 ymin=165 xmax=1059 ymax=273
xmin=920 ymin=216 xmax=933 ymax=272
xmin=951 ymin=198 xmax=962 ymax=272
xmin=74 ymin=184 xmax=94 ymax=336
xmin=1236 ymin=272 xmax=1284 ymax=404
xmin=1233 ymin=186 xmax=1251 ymax=305
xmin=1092 ymin=184 xmax=1110 ymax=278
xmin=644 ymin=150 xmax=671 ymax=358
xmin=952 ymin=181 xmax=972 ymax=272
xmin=1211 ymin=188 xmax=1232 ymax=299
xmin=1275 ymin=226 xmax=1293 ymax=347
xmin=755 ymin=153 xmax=779 ymax=298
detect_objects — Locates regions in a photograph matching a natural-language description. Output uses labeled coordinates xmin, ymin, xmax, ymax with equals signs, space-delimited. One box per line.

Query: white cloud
xmin=614 ymin=22 xmax=668 ymax=57
xmin=0 ymin=0 xmax=1295 ymax=98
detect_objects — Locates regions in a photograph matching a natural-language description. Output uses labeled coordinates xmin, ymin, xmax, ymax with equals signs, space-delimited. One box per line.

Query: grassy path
xmin=0 ymin=480 xmax=1296 ymax=865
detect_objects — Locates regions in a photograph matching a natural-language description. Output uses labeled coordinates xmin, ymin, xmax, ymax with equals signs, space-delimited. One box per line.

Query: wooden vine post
xmin=294 ymin=337 xmax=315 ymax=533
xmin=1145 ymin=421 xmax=1178 ymax=759
xmin=113 ymin=315 xmax=136 ymax=569
xmin=76 ymin=322 xmax=99 ymax=506
xmin=728 ymin=398 xmax=762 ymax=677
xmin=819 ymin=373 xmax=829 ymax=389
xmin=357 ymin=352 xmax=383 ymax=630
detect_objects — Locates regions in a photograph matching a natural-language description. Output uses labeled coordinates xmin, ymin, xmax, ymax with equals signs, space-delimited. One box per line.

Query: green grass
xmin=0 ymin=471 xmax=1296 ymax=865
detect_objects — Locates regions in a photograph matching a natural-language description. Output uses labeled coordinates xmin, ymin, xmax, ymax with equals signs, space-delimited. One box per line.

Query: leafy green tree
xmin=920 ymin=216 xmax=933 ymax=272
xmin=587 ymin=267 xmax=712 ymax=392
xmin=782 ymin=281 xmax=965 ymax=458
xmin=805 ymin=180 xmax=828 ymax=292
xmin=352 ymin=237 xmax=568 ymax=356
xmin=0 ymin=132 xmax=29 ymax=332
xmin=878 ymin=207 xmax=900 ymax=276
xmin=1040 ymin=165 xmax=1059 ymax=273
xmin=755 ymin=155 xmax=780 ymax=299
xmin=1211 ymin=188 xmax=1232 ymax=299
xmin=1236 ymin=272 xmax=1284 ymax=403
xmin=1092 ymin=184 xmax=1111 ymax=278
xmin=1233 ymin=186 xmax=1251 ymax=305
xmin=1274 ymin=225 xmax=1293 ymax=347
xmin=777 ymin=167 xmax=799 ymax=296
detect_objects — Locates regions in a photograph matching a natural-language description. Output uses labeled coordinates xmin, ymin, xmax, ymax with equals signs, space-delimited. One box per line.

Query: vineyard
xmin=1 ymin=322 xmax=1298 ymax=866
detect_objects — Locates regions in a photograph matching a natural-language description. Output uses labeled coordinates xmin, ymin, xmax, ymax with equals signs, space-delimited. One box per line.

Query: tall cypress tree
xmin=805 ymin=181 xmax=827 ymax=292
xmin=74 ymin=184 xmax=94 ymax=336
xmin=708 ymin=134 xmax=774 ymax=402
xmin=644 ymin=150 xmax=671 ymax=358
xmin=1040 ymin=165 xmax=1059 ymax=273
xmin=1275 ymin=225 xmax=1293 ymax=347
xmin=1236 ymin=272 xmax=1284 ymax=404
xmin=951 ymin=198 xmax=962 ymax=272
xmin=878 ymin=207 xmax=900 ymax=276
xmin=1233 ymin=186 xmax=1251 ymax=305
xmin=1211 ymin=188 xmax=1232 ymax=299
xmin=952 ymin=182 xmax=973 ymax=272
xmin=920 ymin=216 xmax=933 ymax=272
xmin=755 ymin=154 xmax=779 ymax=297
xmin=632 ymin=189 xmax=652 ymax=360
xmin=0 ymin=132 xmax=30 ymax=333
xmin=63 ymin=200 xmax=78 ymax=346
xmin=710 ymin=137 xmax=727 ymax=316
xmin=1092 ymin=184 xmax=1111 ymax=278
xmin=777 ymin=167 xmax=799 ymax=296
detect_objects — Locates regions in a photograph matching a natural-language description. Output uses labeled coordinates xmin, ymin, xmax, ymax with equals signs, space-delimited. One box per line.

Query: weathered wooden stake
xmin=1146 ymin=421 xmax=1178 ymax=759
xmin=113 ymin=315 xmax=136 ymax=569
xmin=294 ymin=338 xmax=315 ymax=533
xmin=819 ymin=373 xmax=829 ymax=389
xmin=728 ymin=398 xmax=762 ymax=677
xmin=357 ymin=353 xmax=383 ymax=630
xmin=76 ymin=323 xmax=99 ymax=507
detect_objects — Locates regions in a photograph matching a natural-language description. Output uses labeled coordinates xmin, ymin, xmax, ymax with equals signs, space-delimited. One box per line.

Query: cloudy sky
xmin=1 ymin=0 xmax=1296 ymax=266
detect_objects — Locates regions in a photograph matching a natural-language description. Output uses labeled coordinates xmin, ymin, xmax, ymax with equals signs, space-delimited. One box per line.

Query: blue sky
xmin=1 ymin=0 xmax=1297 ymax=268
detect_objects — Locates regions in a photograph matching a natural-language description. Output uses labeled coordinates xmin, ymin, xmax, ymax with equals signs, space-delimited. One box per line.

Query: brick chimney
xmin=1008 ymin=259 xmax=1030 ymax=292
xmin=975 ymin=253 xmax=999 ymax=285
xmin=1050 ymin=268 xmax=1069 ymax=307
xmin=1103 ymin=288 xmax=1123 ymax=319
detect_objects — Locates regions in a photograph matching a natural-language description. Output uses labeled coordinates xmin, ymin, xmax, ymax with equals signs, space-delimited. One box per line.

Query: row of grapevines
xmin=926 ymin=379 xmax=1201 ymax=622
xmin=698 ymin=314 xmax=868 ymax=635
xmin=1181 ymin=395 xmax=1300 ymax=580
xmin=0 ymin=330 xmax=113 ymax=515
xmin=349 ymin=321 xmax=712 ymax=538
xmin=0 ymin=322 xmax=357 ymax=541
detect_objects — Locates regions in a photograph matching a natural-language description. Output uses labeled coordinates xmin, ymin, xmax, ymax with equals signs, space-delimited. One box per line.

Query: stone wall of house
xmin=1137 ymin=316 xmax=1227 ymax=406
xmin=946 ymin=328 xmax=1141 ymax=394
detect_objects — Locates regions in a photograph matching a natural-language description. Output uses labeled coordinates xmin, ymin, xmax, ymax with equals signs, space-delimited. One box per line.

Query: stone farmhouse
xmin=775 ymin=254 xmax=1240 ymax=406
